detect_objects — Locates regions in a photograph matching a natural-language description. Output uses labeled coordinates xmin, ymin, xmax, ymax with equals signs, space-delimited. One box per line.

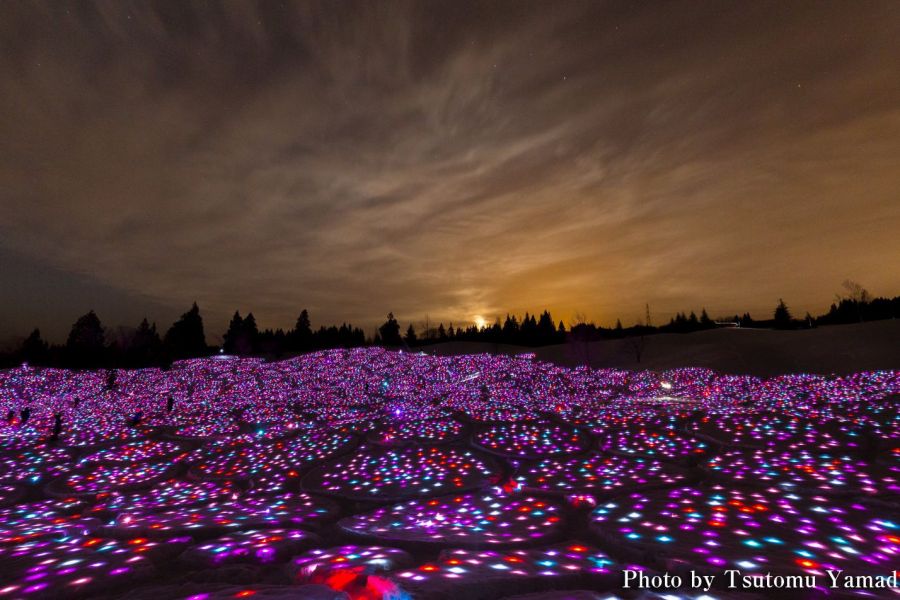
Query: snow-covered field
xmin=0 ymin=349 xmax=897 ymax=599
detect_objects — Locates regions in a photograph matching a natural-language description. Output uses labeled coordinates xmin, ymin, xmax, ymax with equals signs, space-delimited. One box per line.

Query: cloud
xmin=0 ymin=1 xmax=898 ymax=339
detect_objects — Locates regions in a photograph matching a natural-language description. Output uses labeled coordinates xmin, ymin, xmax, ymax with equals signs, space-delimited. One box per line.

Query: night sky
xmin=1 ymin=1 xmax=898 ymax=344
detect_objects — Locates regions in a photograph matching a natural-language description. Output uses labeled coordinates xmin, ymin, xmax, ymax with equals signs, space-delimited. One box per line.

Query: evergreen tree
xmin=223 ymin=312 xmax=244 ymax=354
xmin=241 ymin=313 xmax=259 ymax=354
xmin=700 ymin=308 xmax=714 ymax=328
xmin=291 ymin=309 xmax=313 ymax=351
xmin=66 ymin=311 xmax=106 ymax=366
xmin=378 ymin=313 xmax=402 ymax=346
xmin=488 ymin=318 xmax=502 ymax=342
xmin=20 ymin=329 xmax=49 ymax=364
xmin=520 ymin=313 xmax=538 ymax=345
xmin=127 ymin=318 xmax=162 ymax=365
xmin=501 ymin=315 xmax=519 ymax=342
xmin=404 ymin=323 xmax=418 ymax=345
xmin=164 ymin=302 xmax=208 ymax=359
xmin=537 ymin=310 xmax=556 ymax=344
xmin=437 ymin=323 xmax=447 ymax=341
xmin=773 ymin=299 xmax=792 ymax=329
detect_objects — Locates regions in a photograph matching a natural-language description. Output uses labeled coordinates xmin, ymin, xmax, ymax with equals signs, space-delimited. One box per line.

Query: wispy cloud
xmin=1 ymin=1 xmax=898 ymax=340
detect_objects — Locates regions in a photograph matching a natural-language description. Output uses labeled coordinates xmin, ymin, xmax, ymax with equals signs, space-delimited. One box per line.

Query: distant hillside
xmin=420 ymin=320 xmax=900 ymax=377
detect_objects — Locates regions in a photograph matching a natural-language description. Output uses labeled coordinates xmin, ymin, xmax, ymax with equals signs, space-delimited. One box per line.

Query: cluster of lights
xmin=59 ymin=422 xmax=148 ymax=449
xmin=599 ymin=425 xmax=709 ymax=462
xmin=373 ymin=418 xmax=464 ymax=444
xmin=172 ymin=422 xmax=241 ymax=440
xmin=515 ymin=452 xmax=688 ymax=495
xmin=187 ymin=429 xmax=355 ymax=481
xmin=590 ymin=485 xmax=900 ymax=577
xmin=89 ymin=478 xmax=245 ymax=514
xmin=393 ymin=543 xmax=620 ymax=597
xmin=290 ymin=545 xmax=413 ymax=579
xmin=180 ymin=528 xmax=319 ymax=567
xmin=690 ymin=412 xmax=822 ymax=449
xmin=77 ymin=439 xmax=188 ymax=465
xmin=0 ymin=534 xmax=189 ymax=598
xmin=0 ymin=353 xmax=896 ymax=598
xmin=47 ymin=460 xmax=175 ymax=497
xmin=474 ymin=422 xmax=590 ymax=458
xmin=705 ymin=448 xmax=900 ymax=497
xmin=303 ymin=445 xmax=495 ymax=500
xmin=105 ymin=491 xmax=334 ymax=539
xmin=0 ymin=443 xmax=73 ymax=486
xmin=340 ymin=493 xmax=563 ymax=545
xmin=0 ymin=497 xmax=89 ymax=546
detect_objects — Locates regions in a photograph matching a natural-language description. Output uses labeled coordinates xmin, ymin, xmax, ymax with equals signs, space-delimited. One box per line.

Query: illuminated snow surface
xmin=0 ymin=349 xmax=897 ymax=599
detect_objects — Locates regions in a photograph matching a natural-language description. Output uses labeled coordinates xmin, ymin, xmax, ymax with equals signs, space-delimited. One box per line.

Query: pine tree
xmin=404 ymin=323 xmax=418 ymax=345
xmin=164 ymin=302 xmax=208 ymax=359
xmin=128 ymin=318 xmax=162 ymax=365
xmin=773 ymin=299 xmax=792 ymax=329
xmin=241 ymin=313 xmax=259 ymax=354
xmin=378 ymin=313 xmax=402 ymax=346
xmin=537 ymin=310 xmax=556 ymax=344
xmin=223 ymin=312 xmax=244 ymax=354
xmin=501 ymin=315 xmax=519 ymax=343
xmin=20 ymin=329 xmax=49 ymax=364
xmin=67 ymin=311 xmax=106 ymax=366
xmin=292 ymin=309 xmax=313 ymax=351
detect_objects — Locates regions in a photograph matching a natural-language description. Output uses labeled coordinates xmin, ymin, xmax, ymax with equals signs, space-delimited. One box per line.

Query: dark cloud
xmin=1 ymin=1 xmax=898 ymax=341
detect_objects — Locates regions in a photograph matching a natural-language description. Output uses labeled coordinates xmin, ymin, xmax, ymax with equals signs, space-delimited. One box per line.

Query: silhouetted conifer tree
xmin=20 ymin=329 xmax=49 ymax=364
xmin=291 ymin=309 xmax=313 ymax=351
xmin=126 ymin=318 xmax=162 ymax=366
xmin=66 ymin=310 xmax=106 ymax=367
xmin=241 ymin=313 xmax=259 ymax=354
xmin=378 ymin=313 xmax=402 ymax=346
xmin=404 ymin=324 xmax=418 ymax=345
xmin=501 ymin=315 xmax=519 ymax=341
xmin=223 ymin=312 xmax=244 ymax=354
xmin=164 ymin=302 xmax=208 ymax=359
xmin=774 ymin=299 xmax=792 ymax=329
xmin=537 ymin=310 xmax=556 ymax=344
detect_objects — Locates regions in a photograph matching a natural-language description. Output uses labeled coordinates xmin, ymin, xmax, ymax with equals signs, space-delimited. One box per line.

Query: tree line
xmin=2 ymin=281 xmax=897 ymax=369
